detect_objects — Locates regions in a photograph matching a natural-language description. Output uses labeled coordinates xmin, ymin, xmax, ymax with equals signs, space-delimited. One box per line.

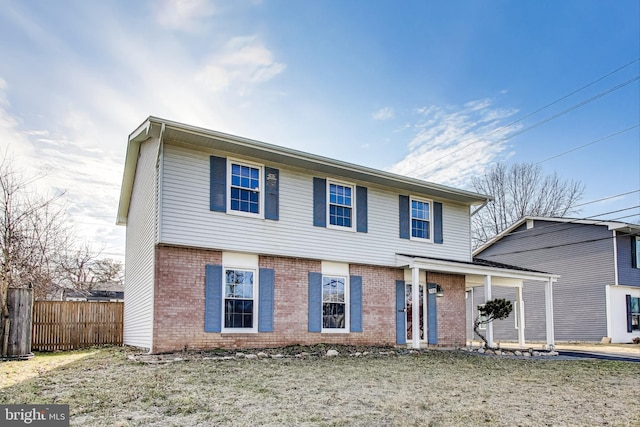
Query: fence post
xmin=5 ymin=288 xmax=34 ymax=359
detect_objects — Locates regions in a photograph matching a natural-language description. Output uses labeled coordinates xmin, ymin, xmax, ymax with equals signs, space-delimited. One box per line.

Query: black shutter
xmin=356 ymin=186 xmax=368 ymax=233
xmin=434 ymin=201 xmax=443 ymax=244
xmin=399 ymin=195 xmax=410 ymax=239
xmin=313 ymin=178 xmax=326 ymax=227
xmin=264 ymin=167 xmax=279 ymax=220
xmin=210 ymin=156 xmax=226 ymax=212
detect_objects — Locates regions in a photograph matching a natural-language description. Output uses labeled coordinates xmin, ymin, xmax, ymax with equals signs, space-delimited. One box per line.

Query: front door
xmin=406 ymin=283 xmax=426 ymax=341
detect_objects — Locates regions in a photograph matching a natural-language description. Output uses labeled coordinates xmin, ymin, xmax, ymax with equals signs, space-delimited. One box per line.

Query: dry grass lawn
xmin=1 ymin=346 xmax=639 ymax=426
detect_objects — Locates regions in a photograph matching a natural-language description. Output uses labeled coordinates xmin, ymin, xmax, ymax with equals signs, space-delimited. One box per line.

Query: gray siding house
xmin=472 ymin=217 xmax=640 ymax=343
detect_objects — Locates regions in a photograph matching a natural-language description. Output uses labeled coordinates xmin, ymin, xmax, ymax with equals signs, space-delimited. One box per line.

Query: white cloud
xmin=372 ymin=107 xmax=394 ymax=121
xmin=388 ymin=98 xmax=521 ymax=188
xmin=196 ymin=36 xmax=286 ymax=94
xmin=153 ymin=0 xmax=216 ymax=31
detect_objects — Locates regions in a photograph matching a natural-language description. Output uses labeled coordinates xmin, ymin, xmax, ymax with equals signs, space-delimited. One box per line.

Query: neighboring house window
xmin=633 ymin=237 xmax=640 ymax=269
xmin=629 ymin=296 xmax=640 ymax=332
xmin=328 ymin=181 xmax=355 ymax=230
xmin=322 ymin=275 xmax=348 ymax=331
xmin=228 ymin=160 xmax=262 ymax=216
xmin=223 ymin=268 xmax=256 ymax=331
xmin=411 ymin=197 xmax=432 ymax=240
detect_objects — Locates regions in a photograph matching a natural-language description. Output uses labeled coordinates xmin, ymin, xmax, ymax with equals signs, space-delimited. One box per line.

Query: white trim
xmin=409 ymin=196 xmax=433 ymax=243
xmin=544 ymin=278 xmax=555 ymax=347
xmin=321 ymin=261 xmax=349 ymax=276
xmin=320 ymin=274 xmax=350 ymax=334
xmin=635 ymin=236 xmax=640 ymax=269
xmin=605 ymin=284 xmax=612 ymax=338
xmin=411 ymin=267 xmax=420 ymax=348
xmin=396 ymin=254 xmax=560 ymax=283
xmin=221 ymin=254 xmax=260 ymax=334
xmin=326 ymin=178 xmax=356 ymax=232
xmin=484 ymin=275 xmax=493 ymax=348
xmin=613 ymin=230 xmax=619 ymax=285
xmin=226 ymin=157 xmax=265 ymax=220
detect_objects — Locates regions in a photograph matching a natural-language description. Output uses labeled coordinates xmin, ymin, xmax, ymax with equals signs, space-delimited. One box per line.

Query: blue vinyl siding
xmin=618 ymin=234 xmax=640 ymax=286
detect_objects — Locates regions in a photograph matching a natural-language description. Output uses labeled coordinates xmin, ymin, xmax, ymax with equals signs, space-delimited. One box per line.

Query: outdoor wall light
xmin=436 ymin=285 xmax=444 ymax=297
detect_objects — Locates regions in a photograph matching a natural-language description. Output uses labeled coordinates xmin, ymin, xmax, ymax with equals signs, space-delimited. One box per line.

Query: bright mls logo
xmin=1 ymin=405 xmax=69 ymax=426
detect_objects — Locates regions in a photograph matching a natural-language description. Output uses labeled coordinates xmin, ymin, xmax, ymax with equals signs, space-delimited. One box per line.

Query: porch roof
xmin=395 ymin=254 xmax=559 ymax=286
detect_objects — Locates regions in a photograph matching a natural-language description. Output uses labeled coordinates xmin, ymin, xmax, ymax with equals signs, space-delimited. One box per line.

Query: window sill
xmin=326 ymin=225 xmax=356 ymax=232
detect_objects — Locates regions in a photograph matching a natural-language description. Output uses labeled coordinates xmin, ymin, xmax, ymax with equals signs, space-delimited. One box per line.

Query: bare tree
xmin=472 ymin=162 xmax=584 ymax=248
xmin=91 ymin=258 xmax=124 ymax=290
xmin=0 ymin=155 xmax=69 ymax=355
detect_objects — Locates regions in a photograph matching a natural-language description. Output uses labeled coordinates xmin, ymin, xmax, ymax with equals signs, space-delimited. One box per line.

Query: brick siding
xmin=151 ymin=245 xmax=466 ymax=353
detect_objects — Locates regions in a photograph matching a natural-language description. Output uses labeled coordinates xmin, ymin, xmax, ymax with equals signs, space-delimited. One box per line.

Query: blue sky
xmin=0 ymin=0 xmax=638 ymax=261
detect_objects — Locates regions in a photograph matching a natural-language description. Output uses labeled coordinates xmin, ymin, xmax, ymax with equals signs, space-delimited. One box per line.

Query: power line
xmin=535 ymin=124 xmax=640 ymax=165
xmin=416 ymin=75 xmax=640 ymax=173
xmin=473 ymin=189 xmax=640 ymax=247
xmin=475 ymin=205 xmax=640 ymax=253
xmin=396 ymin=58 xmax=640 ymax=178
xmin=572 ymin=189 xmax=640 ymax=208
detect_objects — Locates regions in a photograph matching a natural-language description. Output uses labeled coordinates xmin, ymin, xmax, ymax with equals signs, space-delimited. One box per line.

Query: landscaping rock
xmin=256 ymin=352 xmax=268 ymax=359
xmin=326 ymin=349 xmax=339 ymax=357
xmin=245 ymin=354 xmax=257 ymax=359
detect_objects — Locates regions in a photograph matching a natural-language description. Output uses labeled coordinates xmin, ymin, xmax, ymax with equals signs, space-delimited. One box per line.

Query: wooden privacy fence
xmin=32 ymin=301 xmax=124 ymax=351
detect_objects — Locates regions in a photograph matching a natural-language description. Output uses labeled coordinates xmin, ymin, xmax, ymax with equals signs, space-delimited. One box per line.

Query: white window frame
xmin=226 ymin=158 xmax=264 ymax=219
xmin=326 ymin=179 xmax=356 ymax=232
xmin=321 ymin=274 xmax=350 ymax=333
xmin=631 ymin=296 xmax=640 ymax=332
xmin=410 ymin=196 xmax=433 ymax=242
xmin=635 ymin=237 xmax=640 ymax=269
xmin=221 ymin=267 xmax=259 ymax=333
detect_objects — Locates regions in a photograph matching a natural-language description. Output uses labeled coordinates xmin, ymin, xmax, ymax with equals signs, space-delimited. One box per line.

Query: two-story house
xmin=117 ymin=117 xmax=559 ymax=353
xmin=473 ymin=217 xmax=640 ymax=344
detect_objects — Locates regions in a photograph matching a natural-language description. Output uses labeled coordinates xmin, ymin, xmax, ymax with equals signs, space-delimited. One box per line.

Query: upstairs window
xmin=328 ymin=181 xmax=354 ymax=230
xmin=228 ymin=160 xmax=262 ymax=216
xmin=411 ymin=197 xmax=432 ymax=240
xmin=633 ymin=237 xmax=640 ymax=269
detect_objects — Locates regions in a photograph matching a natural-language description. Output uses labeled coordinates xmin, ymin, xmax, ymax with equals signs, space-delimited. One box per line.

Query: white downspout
xmin=545 ymin=278 xmax=555 ymax=349
xmin=516 ymin=285 xmax=526 ymax=348
xmin=484 ymin=275 xmax=493 ymax=348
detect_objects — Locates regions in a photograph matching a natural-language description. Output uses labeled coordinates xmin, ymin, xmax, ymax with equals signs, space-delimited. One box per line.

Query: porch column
xmin=544 ymin=278 xmax=555 ymax=348
xmin=484 ymin=275 xmax=493 ymax=348
xmin=516 ymin=285 xmax=525 ymax=347
xmin=411 ymin=266 xmax=420 ymax=349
